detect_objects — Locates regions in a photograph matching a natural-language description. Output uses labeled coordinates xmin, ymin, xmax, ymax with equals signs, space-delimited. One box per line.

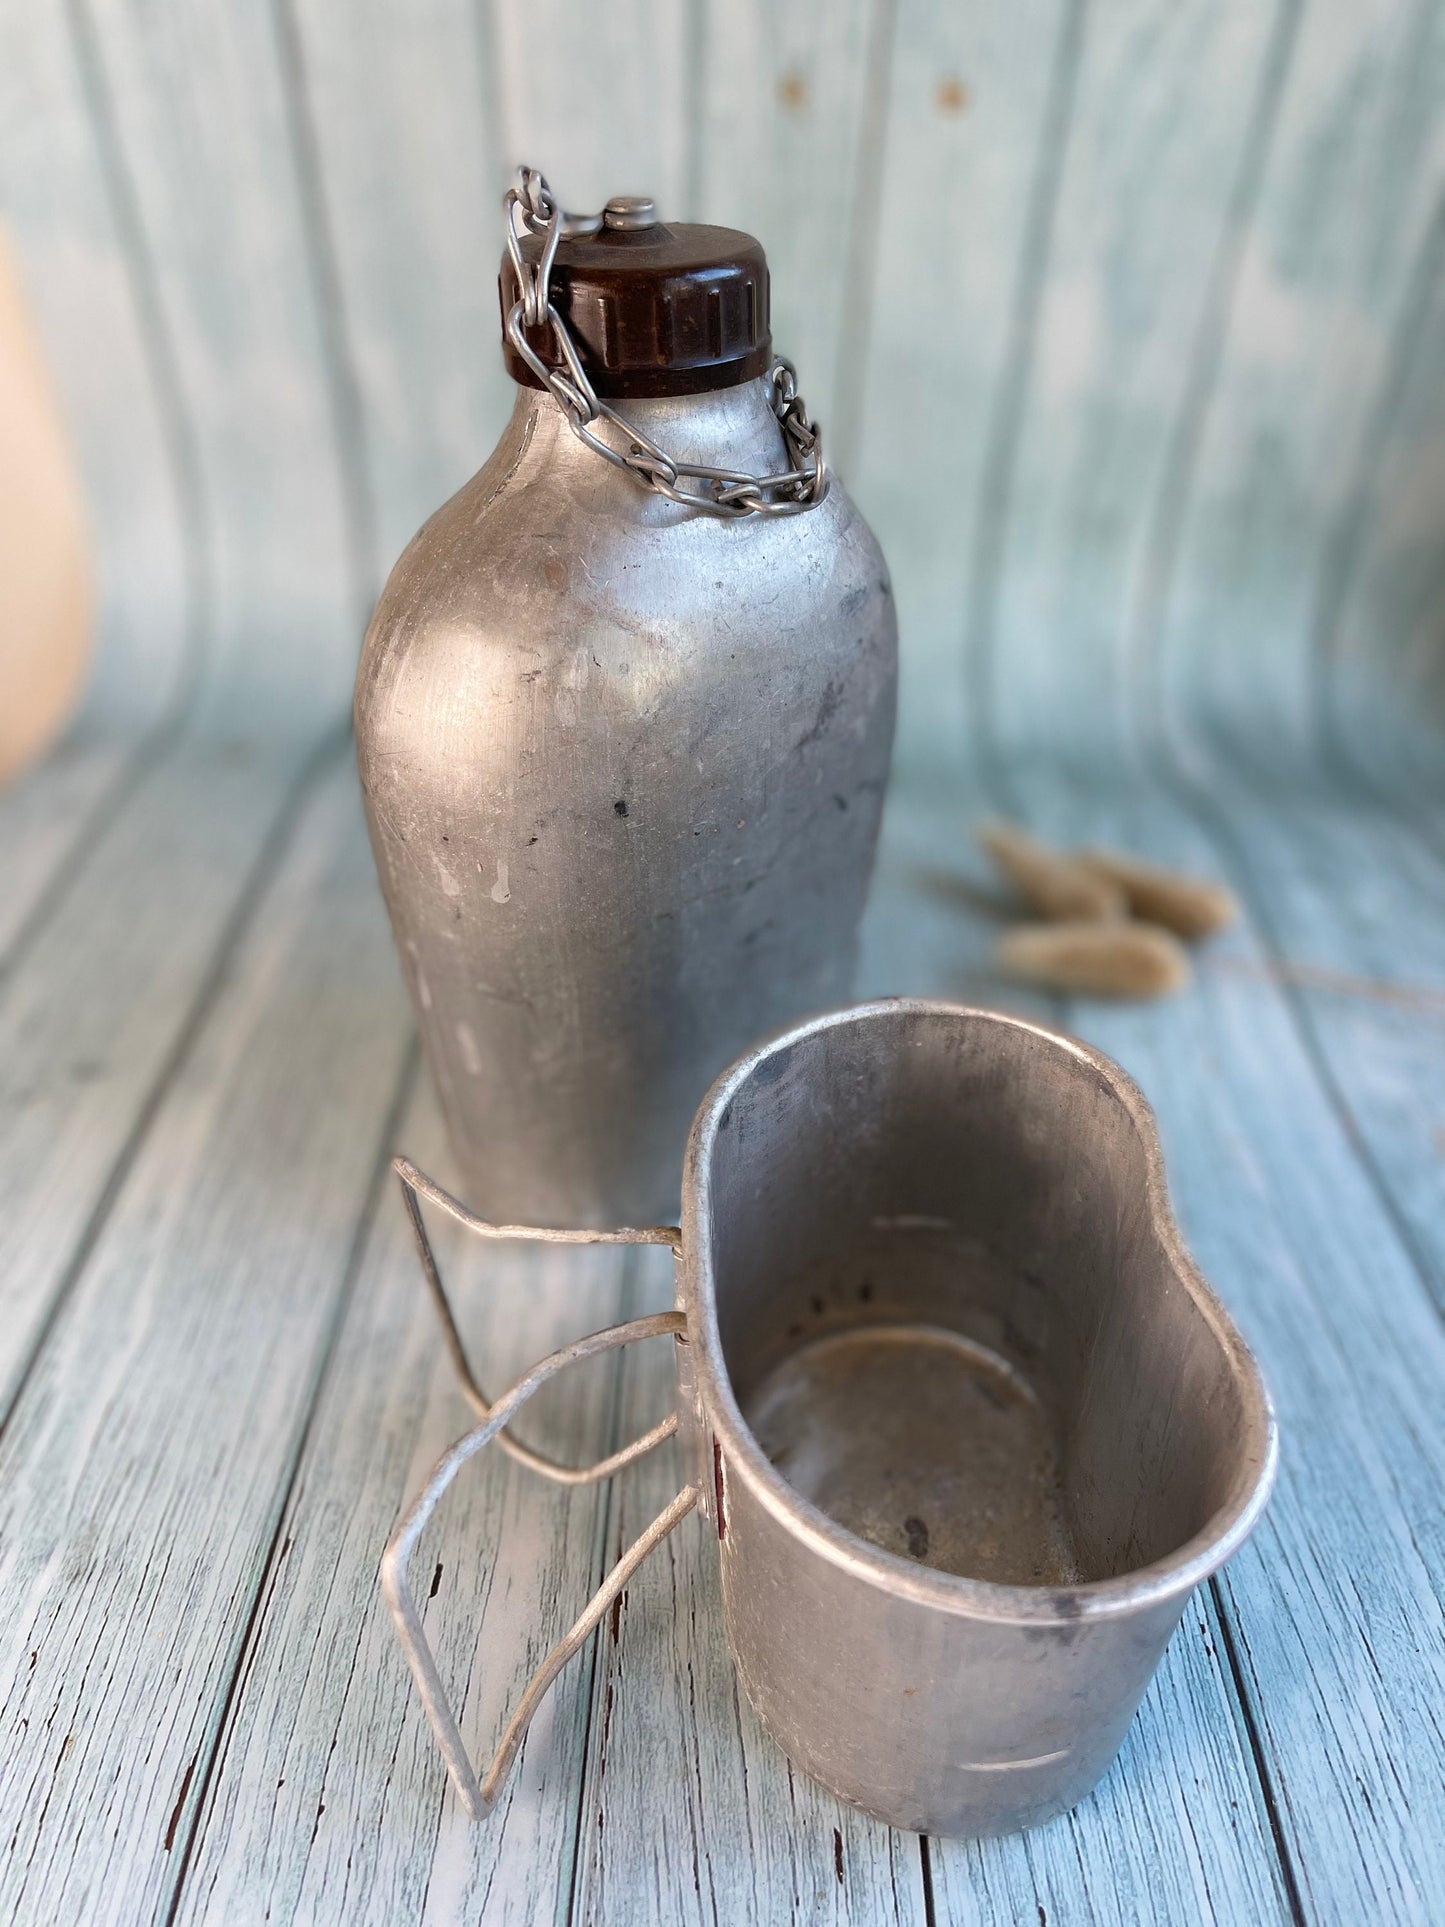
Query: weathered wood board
xmin=0 ymin=766 xmax=1439 ymax=1922
xmin=1 ymin=0 xmax=1442 ymax=1919
xmin=0 ymin=759 xmax=414 ymax=1924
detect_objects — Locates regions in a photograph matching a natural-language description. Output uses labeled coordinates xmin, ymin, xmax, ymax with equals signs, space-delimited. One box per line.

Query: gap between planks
xmin=161 ymin=1034 xmax=423 ymax=1920
xmin=0 ymin=722 xmax=350 ymax=1432
xmin=0 ymin=751 xmax=416 ymax=1925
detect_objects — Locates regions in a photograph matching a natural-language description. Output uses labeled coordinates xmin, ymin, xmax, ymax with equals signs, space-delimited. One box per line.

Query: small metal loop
xmin=568 ymin=398 xmax=686 ymax=491
xmin=780 ymin=404 xmax=815 ymax=449
xmin=504 ymin=194 xmax=543 ymax=327
xmin=504 ymin=167 xmax=830 ymax=519
xmin=544 ymin=305 xmax=601 ymax=420
xmin=715 ymin=479 xmax=766 ymax=509
xmin=505 ymin=169 xmax=564 ymax=327
xmin=504 ymin=199 xmax=529 ymax=283
xmin=623 ymin=445 xmax=679 ymax=487
xmin=504 ymin=302 xmax=555 ymax=389
xmin=517 ymin=165 xmax=554 ymax=226
xmin=530 ymin=216 xmax=562 ymax=327
xmin=505 ymin=304 xmax=596 ymax=427
xmin=545 ymin=373 xmax=592 ymax=423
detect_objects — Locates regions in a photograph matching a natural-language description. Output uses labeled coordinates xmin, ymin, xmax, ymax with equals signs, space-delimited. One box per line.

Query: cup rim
xmin=681 ymin=997 xmax=1279 ymax=1626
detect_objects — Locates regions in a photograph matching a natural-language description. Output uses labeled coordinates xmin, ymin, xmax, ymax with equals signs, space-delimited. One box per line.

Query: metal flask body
xmin=354 ymin=376 xmax=897 ymax=1223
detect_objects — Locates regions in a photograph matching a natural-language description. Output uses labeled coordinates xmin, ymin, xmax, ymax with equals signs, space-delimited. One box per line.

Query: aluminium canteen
xmin=354 ymin=167 xmax=897 ymax=1228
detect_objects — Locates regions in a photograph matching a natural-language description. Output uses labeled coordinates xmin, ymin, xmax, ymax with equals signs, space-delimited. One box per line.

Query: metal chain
xmin=503 ymin=166 xmax=829 ymax=519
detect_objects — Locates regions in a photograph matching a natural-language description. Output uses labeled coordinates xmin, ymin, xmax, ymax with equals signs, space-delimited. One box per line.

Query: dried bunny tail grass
xmin=977 ymin=819 xmax=1126 ymax=923
xmin=1074 ymin=847 xmax=1239 ymax=940
xmin=996 ymin=920 xmax=1191 ymax=999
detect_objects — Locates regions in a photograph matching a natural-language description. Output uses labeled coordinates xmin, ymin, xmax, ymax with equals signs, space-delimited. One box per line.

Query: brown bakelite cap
xmin=500 ymin=210 xmax=771 ymax=398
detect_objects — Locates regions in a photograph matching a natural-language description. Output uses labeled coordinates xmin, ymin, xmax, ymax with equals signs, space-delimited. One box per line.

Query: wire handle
xmin=382 ymin=1308 xmax=697 ymax=1819
xmin=383 ymin=1157 xmax=696 ymax=1816
xmin=393 ymin=1157 xmax=681 ymax=1485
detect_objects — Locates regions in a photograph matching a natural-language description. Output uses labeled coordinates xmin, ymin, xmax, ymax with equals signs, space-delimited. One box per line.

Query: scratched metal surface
xmin=1 ymin=1 xmax=1442 ymax=1920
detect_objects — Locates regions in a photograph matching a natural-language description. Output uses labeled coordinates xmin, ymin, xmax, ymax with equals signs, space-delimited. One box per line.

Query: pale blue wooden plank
xmin=0 ymin=3 xmax=212 ymax=984
xmin=1163 ymin=768 xmax=1445 ymax=1301
xmin=78 ymin=0 xmax=364 ymax=725
xmin=489 ymin=0 xmax=691 ymax=218
xmin=0 ymin=730 xmax=339 ymax=1412
xmin=1313 ymin=195 xmax=1445 ymax=800
xmin=0 ymin=732 xmax=137 ymax=962
xmin=284 ymin=0 xmax=513 ymax=577
xmin=1154 ymin=0 xmax=1445 ymax=770
xmin=693 ymin=0 xmax=887 ymax=447
xmin=977 ymin=0 xmax=1282 ymax=767
xmin=0 ymin=759 xmax=414 ymax=1924
xmin=929 ymin=1591 xmax=1293 ymax=1925
xmin=859 ymin=786 xmax=1059 ymax=1022
xmin=978 ymin=766 xmax=1445 ymax=1922
xmin=850 ymin=0 xmax=1072 ymax=780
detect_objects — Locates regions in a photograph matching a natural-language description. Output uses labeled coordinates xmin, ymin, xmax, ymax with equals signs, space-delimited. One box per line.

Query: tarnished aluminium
xmin=354 ymin=168 xmax=896 ymax=1225
xmin=381 ymin=1001 xmax=1278 ymax=1839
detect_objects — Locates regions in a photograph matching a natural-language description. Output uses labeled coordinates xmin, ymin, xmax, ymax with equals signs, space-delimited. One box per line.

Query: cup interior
xmin=701 ymin=1006 xmax=1256 ymax=1586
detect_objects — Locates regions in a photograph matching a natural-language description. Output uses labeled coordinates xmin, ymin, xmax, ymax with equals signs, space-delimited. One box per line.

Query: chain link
xmin=503 ymin=166 xmax=829 ymax=519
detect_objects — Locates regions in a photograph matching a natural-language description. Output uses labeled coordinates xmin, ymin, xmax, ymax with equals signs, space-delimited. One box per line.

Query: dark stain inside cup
xmin=744 ymin=1317 xmax=1079 ymax=1587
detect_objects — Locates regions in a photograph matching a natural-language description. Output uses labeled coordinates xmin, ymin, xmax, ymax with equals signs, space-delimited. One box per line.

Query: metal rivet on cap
xmin=603 ymin=195 xmax=659 ymax=232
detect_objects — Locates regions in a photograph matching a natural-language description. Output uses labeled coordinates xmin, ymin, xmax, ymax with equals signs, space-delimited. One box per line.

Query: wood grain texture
xmin=0 ymin=732 xmax=136 ymax=962
xmin=0 ymin=765 xmax=1439 ymax=1922
xmin=971 ymin=769 xmax=1445 ymax=1921
xmin=1317 ymin=193 xmax=1445 ymax=797
xmin=981 ymin=0 xmax=1284 ymax=769
xmin=74 ymin=0 xmax=365 ymax=724
xmin=1159 ymin=773 xmax=1445 ymax=1299
xmin=175 ymin=1082 xmax=635 ymax=1927
xmin=490 ymin=0 xmax=690 ymax=222
xmin=693 ymin=0 xmax=889 ymax=462
xmin=0 ymin=757 xmax=413 ymax=1926
xmin=850 ymin=0 xmax=1072 ymax=779
xmin=1151 ymin=0 xmax=1445 ymax=773
xmin=1 ymin=0 xmax=1443 ymax=1918
xmin=927 ymin=1592 xmax=1293 ymax=1926
xmin=285 ymin=0 xmax=514 ymax=576
xmin=0 ymin=729 xmax=334 ymax=1415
